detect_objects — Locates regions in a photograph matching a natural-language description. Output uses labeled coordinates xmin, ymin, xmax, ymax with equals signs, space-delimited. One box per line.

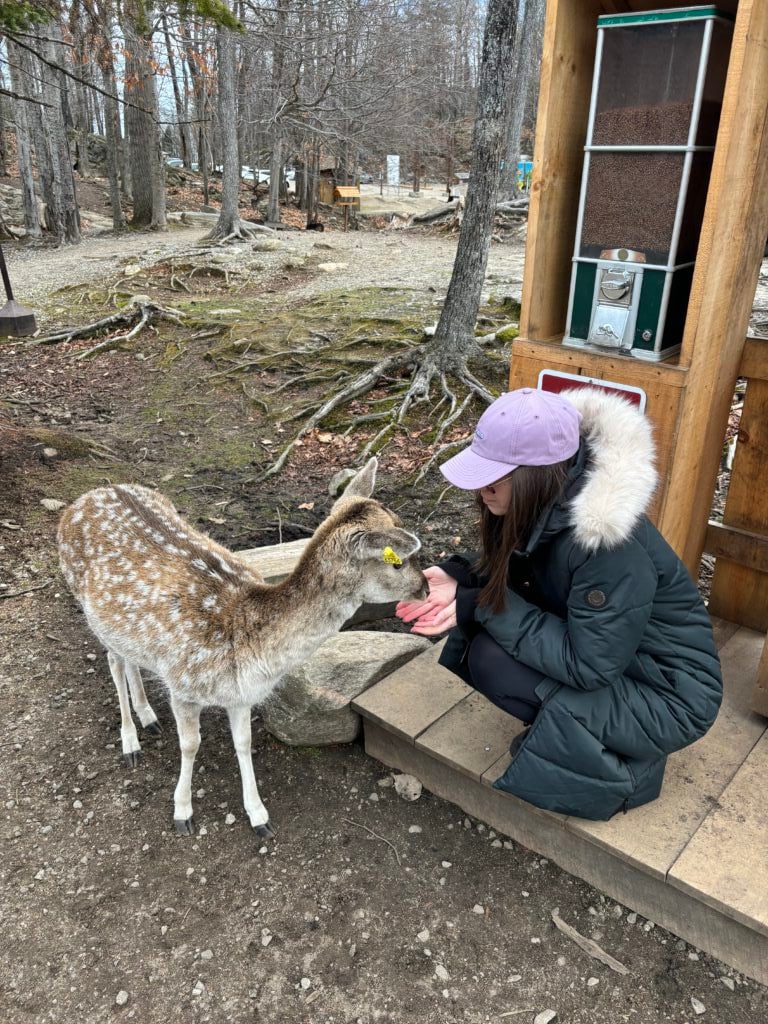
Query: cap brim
xmin=439 ymin=447 xmax=518 ymax=490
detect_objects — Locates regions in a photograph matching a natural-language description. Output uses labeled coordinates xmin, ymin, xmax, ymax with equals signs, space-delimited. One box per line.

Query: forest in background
xmin=0 ymin=0 xmax=544 ymax=243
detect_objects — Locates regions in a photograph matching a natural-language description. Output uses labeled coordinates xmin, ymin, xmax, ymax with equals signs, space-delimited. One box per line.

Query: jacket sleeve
xmin=473 ymin=542 xmax=659 ymax=691
xmin=438 ymin=553 xmax=481 ymax=588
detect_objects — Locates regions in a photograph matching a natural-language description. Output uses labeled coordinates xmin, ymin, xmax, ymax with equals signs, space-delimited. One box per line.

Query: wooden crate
xmin=511 ymin=0 xmax=768 ymax=578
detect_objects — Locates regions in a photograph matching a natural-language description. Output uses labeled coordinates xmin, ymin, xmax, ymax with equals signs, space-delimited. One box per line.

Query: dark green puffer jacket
xmin=438 ymin=389 xmax=723 ymax=821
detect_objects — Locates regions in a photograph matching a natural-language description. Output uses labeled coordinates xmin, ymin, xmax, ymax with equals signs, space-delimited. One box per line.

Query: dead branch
xmin=550 ymin=908 xmax=630 ymax=975
xmin=0 ymin=580 xmax=52 ymax=600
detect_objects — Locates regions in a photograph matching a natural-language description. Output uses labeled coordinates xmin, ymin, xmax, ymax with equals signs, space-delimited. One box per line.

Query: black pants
xmin=467 ymin=630 xmax=545 ymax=724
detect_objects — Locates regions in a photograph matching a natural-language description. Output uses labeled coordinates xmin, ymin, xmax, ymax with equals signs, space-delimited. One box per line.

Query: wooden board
xmin=709 ymin=377 xmax=768 ymax=630
xmin=350 ymin=641 xmax=471 ymax=743
xmin=363 ymin=719 xmax=768 ymax=984
xmin=668 ymin=729 xmax=768 ymax=937
xmin=415 ymin=691 xmax=523 ymax=782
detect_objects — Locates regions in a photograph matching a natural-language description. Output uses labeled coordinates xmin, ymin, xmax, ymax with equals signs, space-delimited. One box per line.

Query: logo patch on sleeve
xmin=586 ymin=589 xmax=607 ymax=608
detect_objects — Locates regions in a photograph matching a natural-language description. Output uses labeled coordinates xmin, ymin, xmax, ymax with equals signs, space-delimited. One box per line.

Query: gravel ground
xmin=6 ymin=227 xmax=526 ymax=313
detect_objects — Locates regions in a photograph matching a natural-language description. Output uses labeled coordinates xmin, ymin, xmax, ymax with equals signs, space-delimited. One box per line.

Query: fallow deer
xmin=57 ymin=458 xmax=426 ymax=838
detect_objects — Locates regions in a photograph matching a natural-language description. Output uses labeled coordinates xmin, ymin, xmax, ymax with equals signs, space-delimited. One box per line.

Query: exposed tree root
xmin=252 ymin=337 xmax=499 ymax=482
xmin=202 ymin=217 xmax=270 ymax=244
xmin=33 ymin=297 xmax=186 ymax=359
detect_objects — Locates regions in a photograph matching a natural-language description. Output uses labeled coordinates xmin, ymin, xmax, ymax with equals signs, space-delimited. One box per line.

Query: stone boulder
xmin=261 ymin=631 xmax=431 ymax=746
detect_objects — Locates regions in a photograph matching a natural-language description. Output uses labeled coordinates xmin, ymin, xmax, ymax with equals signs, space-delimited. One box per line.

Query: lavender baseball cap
xmin=440 ymin=387 xmax=583 ymax=489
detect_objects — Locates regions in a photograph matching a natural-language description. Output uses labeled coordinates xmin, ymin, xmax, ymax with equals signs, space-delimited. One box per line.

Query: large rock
xmin=261 ymin=631 xmax=431 ymax=746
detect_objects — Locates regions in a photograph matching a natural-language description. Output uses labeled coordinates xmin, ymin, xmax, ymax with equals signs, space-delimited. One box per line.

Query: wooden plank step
xmin=351 ymin=641 xmax=471 ymax=742
xmin=668 ymin=728 xmax=768 ymax=942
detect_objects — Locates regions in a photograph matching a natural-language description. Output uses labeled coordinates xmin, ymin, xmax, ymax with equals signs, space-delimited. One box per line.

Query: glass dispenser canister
xmin=564 ymin=7 xmax=733 ymax=361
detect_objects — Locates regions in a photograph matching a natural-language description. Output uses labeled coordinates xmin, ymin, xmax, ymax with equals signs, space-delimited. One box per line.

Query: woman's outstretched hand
xmin=396 ymin=566 xmax=458 ymax=635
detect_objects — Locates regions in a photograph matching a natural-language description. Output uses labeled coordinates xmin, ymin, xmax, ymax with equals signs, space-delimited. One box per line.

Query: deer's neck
xmin=234 ymin=559 xmax=360 ymax=694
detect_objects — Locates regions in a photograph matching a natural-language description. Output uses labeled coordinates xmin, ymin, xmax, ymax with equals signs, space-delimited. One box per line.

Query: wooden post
xmin=657 ymin=0 xmax=768 ymax=573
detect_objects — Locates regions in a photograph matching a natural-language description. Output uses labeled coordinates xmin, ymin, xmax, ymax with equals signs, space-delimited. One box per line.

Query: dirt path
xmin=6 ymin=226 xmax=526 ymax=313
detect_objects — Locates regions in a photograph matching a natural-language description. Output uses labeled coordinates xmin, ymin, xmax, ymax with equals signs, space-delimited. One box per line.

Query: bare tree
xmin=427 ymin=0 xmax=518 ymax=364
xmin=5 ymin=42 xmax=41 ymax=237
xmin=499 ymin=0 xmax=545 ymax=199
xmin=122 ymin=0 xmax=166 ymax=230
xmin=205 ymin=21 xmax=256 ymax=241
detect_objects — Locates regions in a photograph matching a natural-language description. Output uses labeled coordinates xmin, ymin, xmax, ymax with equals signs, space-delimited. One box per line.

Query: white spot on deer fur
xmin=71 ymin=508 xmax=84 ymax=524
xmin=202 ymin=595 xmax=218 ymax=611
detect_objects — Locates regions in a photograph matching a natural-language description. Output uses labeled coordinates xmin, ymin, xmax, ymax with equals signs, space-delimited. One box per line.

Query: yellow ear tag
xmin=382 ymin=546 xmax=403 ymax=566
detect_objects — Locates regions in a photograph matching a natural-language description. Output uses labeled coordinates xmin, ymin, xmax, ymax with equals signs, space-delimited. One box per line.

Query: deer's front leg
xmin=227 ymin=705 xmax=275 ymax=839
xmin=171 ymin=697 xmax=202 ymax=836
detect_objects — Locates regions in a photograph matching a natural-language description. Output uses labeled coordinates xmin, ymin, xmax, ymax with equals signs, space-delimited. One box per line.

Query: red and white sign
xmin=537 ymin=369 xmax=647 ymax=413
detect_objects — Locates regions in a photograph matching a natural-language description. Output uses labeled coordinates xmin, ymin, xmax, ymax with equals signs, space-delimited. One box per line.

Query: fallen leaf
xmin=207 ymin=516 xmax=226 ymax=525
xmin=317 ymin=432 xmax=333 ymax=444
xmin=298 ymin=501 xmax=315 ymax=511
xmin=41 ymin=498 xmax=67 ymax=512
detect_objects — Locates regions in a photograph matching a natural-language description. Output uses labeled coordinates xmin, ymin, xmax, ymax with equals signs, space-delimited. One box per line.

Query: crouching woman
xmin=397 ymin=387 xmax=723 ymax=820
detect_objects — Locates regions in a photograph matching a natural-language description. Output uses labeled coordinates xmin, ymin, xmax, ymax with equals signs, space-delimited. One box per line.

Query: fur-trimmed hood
xmin=563 ymin=388 xmax=658 ymax=551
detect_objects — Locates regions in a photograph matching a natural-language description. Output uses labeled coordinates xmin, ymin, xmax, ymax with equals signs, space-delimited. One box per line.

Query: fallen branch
xmin=0 ymin=579 xmax=52 ymax=600
xmin=342 ymin=817 xmax=401 ymax=866
xmin=551 ymin=907 xmax=630 ymax=975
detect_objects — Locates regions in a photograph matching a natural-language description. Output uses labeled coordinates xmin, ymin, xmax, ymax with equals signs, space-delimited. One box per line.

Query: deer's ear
xmin=338 ymin=457 xmax=378 ymax=500
xmin=350 ymin=527 xmax=421 ymax=564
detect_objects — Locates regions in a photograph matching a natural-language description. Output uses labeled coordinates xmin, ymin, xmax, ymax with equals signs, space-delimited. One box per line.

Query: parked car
xmin=359 ymin=172 xmax=374 ymax=184
xmin=165 ymin=156 xmax=184 ymax=169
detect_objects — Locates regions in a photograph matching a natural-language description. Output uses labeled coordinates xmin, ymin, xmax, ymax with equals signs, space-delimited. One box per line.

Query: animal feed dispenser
xmin=563 ymin=6 xmax=733 ymax=361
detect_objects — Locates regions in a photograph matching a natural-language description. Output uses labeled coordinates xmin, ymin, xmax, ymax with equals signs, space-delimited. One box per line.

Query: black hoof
xmin=174 ymin=817 xmax=195 ymax=836
xmin=144 ymin=721 xmax=162 ymax=737
xmin=123 ymin=751 xmax=142 ymax=768
xmin=253 ymin=820 xmax=276 ymax=839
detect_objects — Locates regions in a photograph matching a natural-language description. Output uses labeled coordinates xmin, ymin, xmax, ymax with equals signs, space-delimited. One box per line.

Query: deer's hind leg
xmin=124 ymin=662 xmax=161 ymax=736
xmin=107 ymin=651 xmax=142 ymax=767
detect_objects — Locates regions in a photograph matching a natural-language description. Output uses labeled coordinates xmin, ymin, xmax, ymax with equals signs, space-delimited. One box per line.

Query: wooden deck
xmin=239 ymin=540 xmax=767 ymax=984
xmin=352 ymin=620 xmax=768 ymax=986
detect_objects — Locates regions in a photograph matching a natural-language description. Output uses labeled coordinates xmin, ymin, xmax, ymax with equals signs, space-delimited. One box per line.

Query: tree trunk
xmin=499 ymin=0 xmax=545 ymax=199
xmin=162 ymin=12 xmax=193 ymax=167
xmin=267 ymin=132 xmax=282 ymax=223
xmin=6 ymin=47 xmax=41 ymax=238
xmin=430 ymin=0 xmax=518 ymax=365
xmin=15 ymin=44 xmax=60 ymax=238
xmin=123 ymin=2 xmax=166 ymax=230
xmin=206 ymin=26 xmax=248 ymax=240
xmin=0 ymin=96 xmax=8 ymax=178
xmin=39 ymin=26 xmax=81 ymax=243
xmin=96 ymin=37 xmax=126 ymax=230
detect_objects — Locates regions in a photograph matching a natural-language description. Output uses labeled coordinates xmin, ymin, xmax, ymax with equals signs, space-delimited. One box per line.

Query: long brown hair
xmin=475 ymin=457 xmax=574 ymax=614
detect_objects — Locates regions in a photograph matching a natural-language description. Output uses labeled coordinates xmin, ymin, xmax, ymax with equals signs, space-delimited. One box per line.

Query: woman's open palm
xmin=395 ymin=566 xmax=458 ymax=624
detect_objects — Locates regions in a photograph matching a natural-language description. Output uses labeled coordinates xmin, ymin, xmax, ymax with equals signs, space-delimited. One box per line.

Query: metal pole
xmin=0 ymin=242 xmax=15 ymax=302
